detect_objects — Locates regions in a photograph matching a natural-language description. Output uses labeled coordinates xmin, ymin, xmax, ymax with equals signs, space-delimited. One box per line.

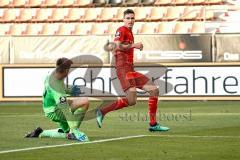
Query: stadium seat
xmin=132 ymin=22 xmax=143 ymax=34
xmin=5 ymin=24 xmax=27 ymax=35
xmin=26 ymin=0 xmax=44 ymax=7
xmin=162 ymin=7 xmax=183 ymax=21
xmin=73 ymin=0 xmax=93 ymax=7
xmin=0 ymin=9 xmax=17 ymax=23
xmin=174 ymin=0 xmax=189 ymax=5
xmin=38 ymin=24 xmax=59 ymax=35
xmin=15 ymin=9 xmax=34 ymax=22
xmin=196 ymin=8 xmax=215 ymax=20
xmin=123 ymin=0 xmax=139 ymax=6
xmin=65 ymin=8 xmax=85 ymax=22
xmin=108 ymin=0 xmax=123 ymax=6
xmin=181 ymin=7 xmax=199 ymax=21
xmin=190 ymin=22 xmax=205 ymax=33
xmin=57 ymin=0 xmax=75 ymax=7
xmin=154 ymin=0 xmax=172 ymax=6
xmin=32 ymin=9 xmax=53 ymax=22
xmin=93 ymin=0 xmax=107 ymax=6
xmin=0 ymin=24 xmax=11 ymax=35
xmin=173 ymin=22 xmax=191 ymax=34
xmin=205 ymin=0 xmax=224 ymax=4
xmin=138 ymin=22 xmax=157 ymax=34
xmin=90 ymin=23 xmax=109 ymax=35
xmin=55 ymin=23 xmax=75 ymax=35
xmin=71 ymin=23 xmax=92 ymax=35
xmin=207 ymin=4 xmax=228 ymax=10
xmin=134 ymin=7 xmax=151 ymax=21
xmin=113 ymin=7 xmax=128 ymax=21
xmin=106 ymin=22 xmax=123 ymax=34
xmin=82 ymin=8 xmax=101 ymax=22
xmin=155 ymin=22 xmax=173 ymax=34
xmin=0 ymin=0 xmax=11 ymax=8
xmin=107 ymin=21 xmax=133 ymax=33
xmin=10 ymin=0 xmax=27 ymax=8
xmin=48 ymin=8 xmax=68 ymax=22
xmin=188 ymin=0 xmax=205 ymax=5
xmin=139 ymin=0 xmax=156 ymax=6
xmin=41 ymin=0 xmax=59 ymax=7
xmin=98 ymin=8 xmax=117 ymax=22
xmin=113 ymin=7 xmax=134 ymax=22
xmin=147 ymin=7 xmax=165 ymax=21
xmin=22 ymin=24 xmax=43 ymax=35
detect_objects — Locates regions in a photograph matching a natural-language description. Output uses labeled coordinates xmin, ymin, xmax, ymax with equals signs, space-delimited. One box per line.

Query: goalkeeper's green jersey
xmin=42 ymin=73 xmax=70 ymax=113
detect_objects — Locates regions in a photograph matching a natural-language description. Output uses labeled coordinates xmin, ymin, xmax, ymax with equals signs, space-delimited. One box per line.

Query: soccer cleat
xmin=25 ymin=127 xmax=43 ymax=138
xmin=149 ymin=123 xmax=170 ymax=132
xmin=72 ymin=129 xmax=89 ymax=142
xmin=96 ymin=108 xmax=104 ymax=128
xmin=66 ymin=133 xmax=77 ymax=140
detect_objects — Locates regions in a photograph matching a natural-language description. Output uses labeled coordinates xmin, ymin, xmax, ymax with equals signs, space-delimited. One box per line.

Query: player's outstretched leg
xmin=96 ymin=87 xmax=137 ymax=128
xmin=96 ymin=98 xmax=129 ymax=128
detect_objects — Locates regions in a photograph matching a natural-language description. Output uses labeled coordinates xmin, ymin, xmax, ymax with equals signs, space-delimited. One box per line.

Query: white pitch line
xmin=1 ymin=134 xmax=239 ymax=154
xmin=0 ymin=135 xmax=146 ymax=154
xmin=146 ymin=134 xmax=240 ymax=139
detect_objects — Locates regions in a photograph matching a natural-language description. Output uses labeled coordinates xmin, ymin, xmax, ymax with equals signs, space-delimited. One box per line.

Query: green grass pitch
xmin=0 ymin=101 xmax=240 ymax=160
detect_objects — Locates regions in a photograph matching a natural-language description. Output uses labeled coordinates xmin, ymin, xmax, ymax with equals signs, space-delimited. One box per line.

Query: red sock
xmin=149 ymin=96 xmax=158 ymax=126
xmin=100 ymin=98 xmax=129 ymax=115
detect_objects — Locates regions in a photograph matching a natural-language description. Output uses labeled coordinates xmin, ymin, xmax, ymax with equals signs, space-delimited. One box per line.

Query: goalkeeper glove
xmin=71 ymin=85 xmax=81 ymax=96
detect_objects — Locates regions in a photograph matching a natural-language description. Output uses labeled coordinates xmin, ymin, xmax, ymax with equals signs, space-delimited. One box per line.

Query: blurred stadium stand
xmin=0 ymin=0 xmax=239 ymax=35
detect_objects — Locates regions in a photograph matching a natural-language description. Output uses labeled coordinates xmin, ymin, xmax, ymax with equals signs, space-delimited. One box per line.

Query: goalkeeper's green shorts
xmin=45 ymin=107 xmax=70 ymax=133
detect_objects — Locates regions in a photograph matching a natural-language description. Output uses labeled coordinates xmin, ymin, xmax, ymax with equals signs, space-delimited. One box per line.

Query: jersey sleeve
xmin=114 ymin=27 xmax=125 ymax=42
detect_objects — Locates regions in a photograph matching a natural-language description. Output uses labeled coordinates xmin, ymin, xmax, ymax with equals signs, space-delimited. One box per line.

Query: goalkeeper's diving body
xmin=25 ymin=57 xmax=89 ymax=142
xmin=97 ymin=9 xmax=169 ymax=132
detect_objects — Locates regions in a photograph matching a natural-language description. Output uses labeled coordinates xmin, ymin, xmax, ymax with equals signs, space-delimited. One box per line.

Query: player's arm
xmin=116 ymin=41 xmax=143 ymax=51
xmin=104 ymin=40 xmax=143 ymax=52
xmin=104 ymin=28 xmax=143 ymax=52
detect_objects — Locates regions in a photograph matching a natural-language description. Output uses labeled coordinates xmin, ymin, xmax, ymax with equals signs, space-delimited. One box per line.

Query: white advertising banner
xmin=11 ymin=36 xmax=110 ymax=64
xmin=3 ymin=68 xmax=54 ymax=97
xmin=3 ymin=66 xmax=240 ymax=97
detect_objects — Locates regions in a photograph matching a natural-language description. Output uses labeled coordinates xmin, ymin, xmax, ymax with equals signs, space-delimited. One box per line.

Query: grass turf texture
xmin=0 ymin=101 xmax=240 ymax=160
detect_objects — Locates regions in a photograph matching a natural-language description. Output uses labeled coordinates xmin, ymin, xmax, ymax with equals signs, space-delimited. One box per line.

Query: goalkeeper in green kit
xmin=25 ymin=57 xmax=89 ymax=142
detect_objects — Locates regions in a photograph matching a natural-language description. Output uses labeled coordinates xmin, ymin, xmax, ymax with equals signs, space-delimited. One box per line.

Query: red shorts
xmin=116 ymin=65 xmax=149 ymax=92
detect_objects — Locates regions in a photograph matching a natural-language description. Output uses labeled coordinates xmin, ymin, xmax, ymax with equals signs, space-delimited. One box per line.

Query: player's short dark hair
xmin=123 ymin=9 xmax=135 ymax=17
xmin=56 ymin=57 xmax=73 ymax=73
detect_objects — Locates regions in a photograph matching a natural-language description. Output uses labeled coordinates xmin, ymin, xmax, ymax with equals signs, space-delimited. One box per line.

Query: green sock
xmin=39 ymin=129 xmax=66 ymax=139
xmin=59 ymin=102 xmax=87 ymax=130
xmin=67 ymin=108 xmax=86 ymax=130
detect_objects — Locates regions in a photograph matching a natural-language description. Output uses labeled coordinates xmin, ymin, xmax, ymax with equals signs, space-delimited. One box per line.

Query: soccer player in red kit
xmin=96 ymin=9 xmax=169 ymax=132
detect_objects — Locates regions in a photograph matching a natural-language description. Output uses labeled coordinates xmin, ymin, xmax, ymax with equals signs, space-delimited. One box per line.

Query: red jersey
xmin=114 ymin=26 xmax=134 ymax=67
